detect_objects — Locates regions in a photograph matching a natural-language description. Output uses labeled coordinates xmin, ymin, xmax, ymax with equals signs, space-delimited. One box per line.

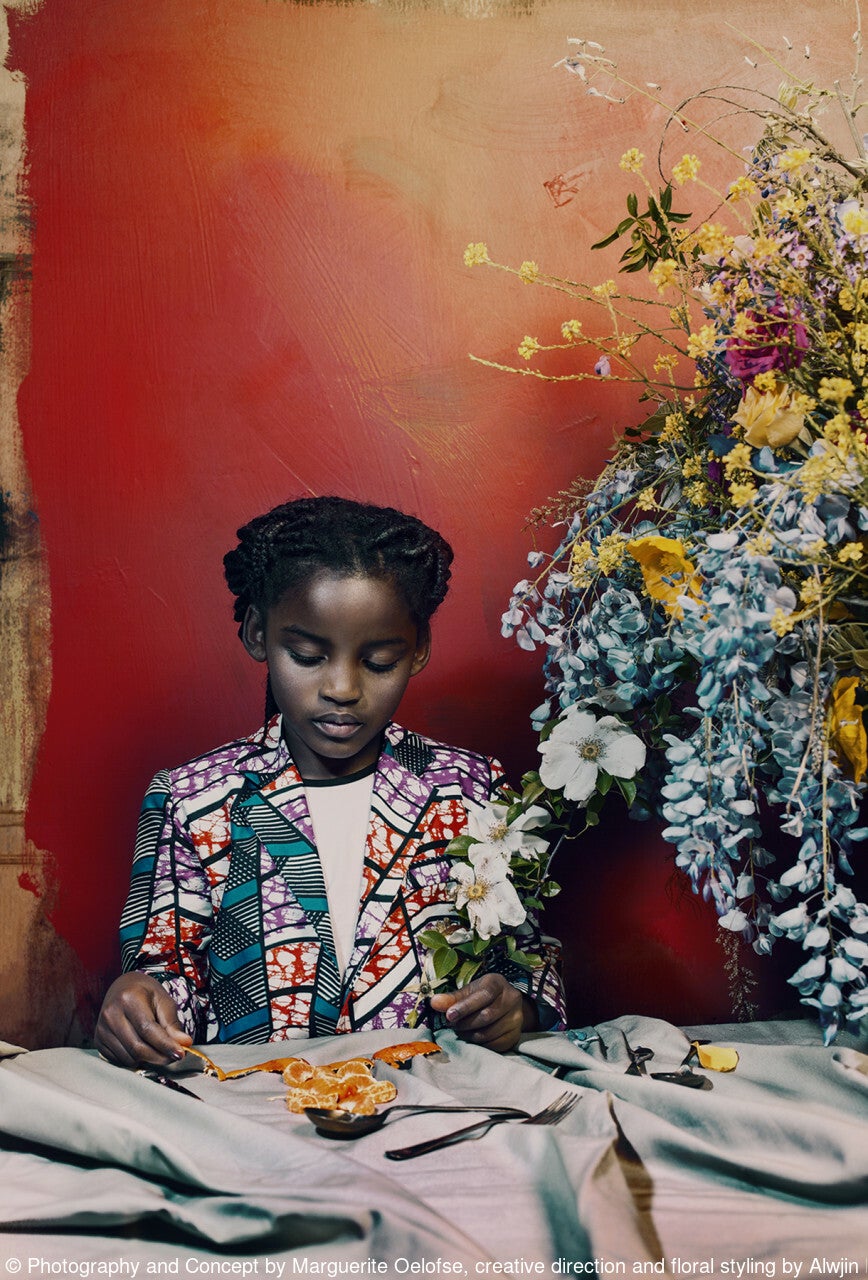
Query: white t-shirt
xmin=304 ymin=765 xmax=375 ymax=977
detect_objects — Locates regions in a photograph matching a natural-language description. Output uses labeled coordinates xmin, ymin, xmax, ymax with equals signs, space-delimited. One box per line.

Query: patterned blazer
xmin=119 ymin=716 xmax=565 ymax=1043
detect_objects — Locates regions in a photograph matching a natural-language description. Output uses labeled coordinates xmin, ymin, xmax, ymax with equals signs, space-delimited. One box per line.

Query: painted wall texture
xmin=2 ymin=0 xmax=859 ymax=1045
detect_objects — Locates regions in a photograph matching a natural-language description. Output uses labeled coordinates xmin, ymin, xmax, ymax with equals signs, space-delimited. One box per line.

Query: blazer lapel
xmin=344 ymin=733 xmax=438 ymax=991
xmin=231 ymin=763 xmax=343 ymax=1034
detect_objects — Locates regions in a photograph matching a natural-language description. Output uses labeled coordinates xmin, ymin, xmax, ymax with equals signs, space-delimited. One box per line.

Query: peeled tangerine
xmin=282 ymin=1057 xmax=397 ymax=1115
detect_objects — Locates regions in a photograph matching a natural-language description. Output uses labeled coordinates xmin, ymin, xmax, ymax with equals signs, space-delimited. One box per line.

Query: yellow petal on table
xmin=691 ymin=1041 xmax=739 ymax=1072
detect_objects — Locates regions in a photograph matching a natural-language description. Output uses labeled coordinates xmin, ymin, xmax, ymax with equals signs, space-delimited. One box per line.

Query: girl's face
xmin=242 ymin=570 xmax=430 ymax=780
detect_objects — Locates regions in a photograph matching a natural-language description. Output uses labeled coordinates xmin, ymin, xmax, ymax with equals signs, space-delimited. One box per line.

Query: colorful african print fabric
xmin=118 ymin=716 xmax=565 ymax=1044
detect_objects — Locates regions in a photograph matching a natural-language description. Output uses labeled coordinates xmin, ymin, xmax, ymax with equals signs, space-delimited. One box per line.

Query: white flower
xmin=537 ymin=707 xmax=646 ymax=804
xmin=464 ymin=799 xmax=549 ymax=862
xmin=451 ymin=846 xmax=527 ymax=939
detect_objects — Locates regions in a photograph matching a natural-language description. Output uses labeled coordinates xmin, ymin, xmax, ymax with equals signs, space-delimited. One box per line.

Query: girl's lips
xmin=313 ymin=717 xmax=364 ymax=740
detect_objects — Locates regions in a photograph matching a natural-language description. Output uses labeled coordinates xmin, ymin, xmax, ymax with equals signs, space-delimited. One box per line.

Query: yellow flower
xmin=724 ymin=442 xmax=753 ymax=475
xmin=597 ymin=534 xmax=627 ymax=575
xmin=770 ymin=608 xmax=796 ymax=637
xmin=752 ymin=370 xmax=779 ymax=394
xmin=843 ymin=206 xmax=868 ymax=237
xmin=569 ymin=540 xmax=596 ymax=588
xmin=746 ymin=533 xmax=774 ymax=556
xmin=752 ymin=235 xmax=781 ymax=261
xmin=799 ymin=578 xmax=823 ymax=605
xmin=731 ymin=312 xmax=752 ymax=340
xmin=839 ymin=286 xmax=857 ymax=312
xmin=636 ymin=486 xmax=657 ymax=510
xmin=837 ymin=543 xmax=864 ymax=563
xmin=828 ymin=676 xmax=868 ymax=784
xmin=519 ymin=260 xmax=539 ymax=283
xmin=660 ymin=412 xmax=685 ymax=442
xmin=653 ymin=353 xmax=678 ymax=373
xmin=696 ymin=223 xmax=734 ymax=257
xmin=592 ymin=280 xmax=619 ymax=298
xmin=731 ymin=383 xmax=805 ymax=449
xmin=561 ymin=319 xmax=583 ymax=341
xmin=774 ymin=191 xmax=804 ymax=219
xmin=687 ymin=324 xmax=718 ymax=358
xmin=727 ymin=175 xmax=758 ymax=201
xmin=777 ymin=147 xmax=811 ymax=172
xmin=729 ymin=481 xmax=758 ymax=507
xmin=463 ymin=242 xmax=490 ymax=267
xmin=686 ymin=480 xmax=709 ymax=507
xmin=517 ymin=335 xmax=540 ymax=360
xmin=649 ymin=258 xmax=679 ymax=292
xmin=627 ymin=535 xmax=702 ymax=619
xmin=819 ymin=376 xmax=855 ymax=406
xmin=619 ymin=148 xmax=645 ymax=172
xmin=672 ymin=154 xmax=701 ymax=185
xmin=681 ymin=456 xmax=701 ymax=478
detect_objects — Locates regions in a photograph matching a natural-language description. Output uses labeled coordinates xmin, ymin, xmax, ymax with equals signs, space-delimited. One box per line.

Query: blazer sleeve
xmin=118 ymin=771 xmax=213 ymax=1040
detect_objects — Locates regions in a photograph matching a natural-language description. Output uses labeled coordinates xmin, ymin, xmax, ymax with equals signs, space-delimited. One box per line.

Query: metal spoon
xmin=304 ymin=1103 xmax=529 ymax=1140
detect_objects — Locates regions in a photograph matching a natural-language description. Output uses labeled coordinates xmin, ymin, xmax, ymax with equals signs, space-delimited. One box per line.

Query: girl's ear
xmin=241 ymin=605 xmax=268 ymax=663
xmin=410 ymin=626 xmax=432 ymax=677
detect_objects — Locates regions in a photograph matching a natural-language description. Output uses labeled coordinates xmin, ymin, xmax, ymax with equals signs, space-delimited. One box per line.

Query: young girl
xmin=95 ymin=497 xmax=564 ymax=1067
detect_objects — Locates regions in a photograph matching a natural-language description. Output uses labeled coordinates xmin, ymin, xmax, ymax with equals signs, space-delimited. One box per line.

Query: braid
xmin=223 ymin=496 xmax=453 ymax=636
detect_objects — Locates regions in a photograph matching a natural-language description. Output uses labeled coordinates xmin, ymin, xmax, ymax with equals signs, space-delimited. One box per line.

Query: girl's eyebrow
xmin=280 ymin=624 xmax=410 ymax=648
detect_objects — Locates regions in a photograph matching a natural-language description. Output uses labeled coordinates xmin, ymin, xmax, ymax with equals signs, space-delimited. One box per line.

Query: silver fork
xmin=384 ymin=1090 xmax=579 ymax=1160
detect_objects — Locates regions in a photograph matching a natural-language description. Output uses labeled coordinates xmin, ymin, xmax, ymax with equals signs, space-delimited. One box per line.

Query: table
xmin=1 ymin=1016 xmax=866 ymax=1278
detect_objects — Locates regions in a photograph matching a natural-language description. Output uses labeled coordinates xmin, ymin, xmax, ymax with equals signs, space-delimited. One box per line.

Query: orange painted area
xmin=10 ymin=0 xmax=852 ymax=1036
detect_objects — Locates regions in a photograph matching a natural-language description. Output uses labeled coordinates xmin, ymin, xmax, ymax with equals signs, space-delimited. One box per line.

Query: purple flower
xmin=724 ymin=306 xmax=809 ymax=383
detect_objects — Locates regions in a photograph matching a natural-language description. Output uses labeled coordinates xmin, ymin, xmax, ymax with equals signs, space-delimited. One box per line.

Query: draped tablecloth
xmin=1 ymin=1017 xmax=866 ymax=1279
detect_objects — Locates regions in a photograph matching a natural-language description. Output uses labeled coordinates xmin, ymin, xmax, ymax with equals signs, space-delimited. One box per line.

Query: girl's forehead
xmin=271 ymin=569 xmax=414 ymax=631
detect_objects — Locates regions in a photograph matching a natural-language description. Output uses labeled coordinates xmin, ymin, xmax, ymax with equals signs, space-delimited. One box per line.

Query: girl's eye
xmin=364 ymin=659 xmax=400 ymax=674
xmin=288 ymin=650 xmax=323 ymax=667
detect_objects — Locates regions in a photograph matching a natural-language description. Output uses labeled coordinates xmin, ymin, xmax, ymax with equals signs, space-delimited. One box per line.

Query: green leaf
xmin=585 ymin=809 xmax=600 ymax=827
xmin=591 ymin=228 xmax=625 ymax=251
xmin=660 ymin=184 xmax=672 ymax=212
xmin=447 ymin=834 xmax=476 ymax=856
xmin=456 ymin=959 xmax=482 ymax=987
xmin=433 ymin=946 xmax=458 ymax=979
xmin=418 ymin=929 xmax=449 ymax=951
xmin=626 ymin=191 xmax=639 ymax=217
xmin=522 ymin=777 xmax=546 ymax=805
xmin=617 ymin=776 xmax=638 ymax=808
xmin=596 ymin=769 xmax=613 ymax=796
xmin=472 ymin=933 xmax=491 ymax=955
xmin=541 ymin=879 xmax=561 ymax=897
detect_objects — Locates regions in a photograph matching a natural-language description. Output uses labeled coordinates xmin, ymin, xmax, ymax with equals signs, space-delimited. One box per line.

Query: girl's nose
xmin=321 ymin=661 xmax=361 ymax=703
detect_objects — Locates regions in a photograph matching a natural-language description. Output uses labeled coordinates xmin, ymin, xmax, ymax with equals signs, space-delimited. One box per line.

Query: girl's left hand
xmin=429 ymin=974 xmax=537 ymax=1053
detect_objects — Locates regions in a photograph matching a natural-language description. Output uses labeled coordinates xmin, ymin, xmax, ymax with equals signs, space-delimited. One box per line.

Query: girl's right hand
xmin=94 ymin=972 xmax=193 ymax=1068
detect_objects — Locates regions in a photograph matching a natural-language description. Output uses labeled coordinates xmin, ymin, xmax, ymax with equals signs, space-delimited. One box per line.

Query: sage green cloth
xmin=1 ymin=1019 xmax=866 ymax=1275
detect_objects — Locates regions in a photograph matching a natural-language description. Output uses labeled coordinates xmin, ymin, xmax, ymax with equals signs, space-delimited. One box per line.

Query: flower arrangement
xmin=445 ymin=25 xmax=868 ymax=1042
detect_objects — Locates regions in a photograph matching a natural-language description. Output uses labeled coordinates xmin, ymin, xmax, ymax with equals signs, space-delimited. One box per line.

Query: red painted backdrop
xmin=13 ymin=0 xmax=836 ymax=1040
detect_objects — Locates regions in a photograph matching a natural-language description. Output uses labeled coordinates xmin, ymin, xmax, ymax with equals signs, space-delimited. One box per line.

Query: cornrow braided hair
xmin=223 ymin=495 xmax=454 ymax=639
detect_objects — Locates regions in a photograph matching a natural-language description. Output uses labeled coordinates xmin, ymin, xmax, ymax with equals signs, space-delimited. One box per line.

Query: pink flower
xmin=724 ymin=307 xmax=809 ymax=383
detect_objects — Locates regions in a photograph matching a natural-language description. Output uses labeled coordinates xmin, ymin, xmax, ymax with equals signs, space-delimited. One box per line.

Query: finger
xmin=457 ymin=1010 xmax=522 ymax=1052
xmin=155 ymin=1002 xmax=193 ymax=1046
xmin=103 ymin=1007 xmax=188 ymax=1068
xmin=94 ymin=1023 xmax=139 ymax=1069
xmin=436 ymin=982 xmax=501 ymax=1025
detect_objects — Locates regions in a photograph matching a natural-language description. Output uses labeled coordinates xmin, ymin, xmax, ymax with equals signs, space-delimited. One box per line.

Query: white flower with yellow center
xmin=464 ymin=799 xmax=550 ymax=862
xmin=451 ymin=846 xmax=527 ymax=939
xmin=538 ymin=707 xmax=646 ymax=804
